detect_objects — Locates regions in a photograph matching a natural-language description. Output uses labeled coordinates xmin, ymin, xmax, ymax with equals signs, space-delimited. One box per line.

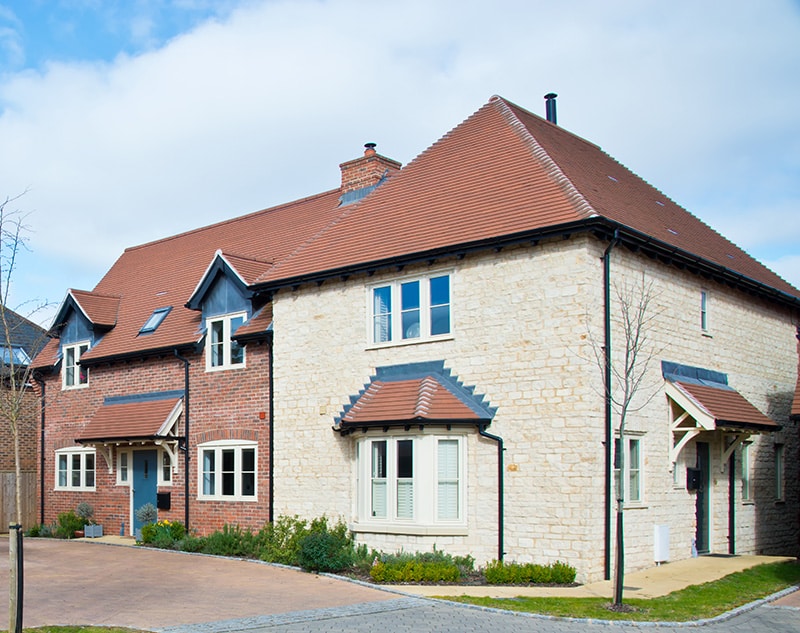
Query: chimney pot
xmin=364 ymin=142 xmax=377 ymax=156
xmin=544 ymin=92 xmax=558 ymax=124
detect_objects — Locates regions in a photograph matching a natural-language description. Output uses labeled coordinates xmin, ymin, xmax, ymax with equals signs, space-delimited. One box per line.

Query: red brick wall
xmin=0 ymin=386 xmax=38 ymax=472
xmin=38 ymin=340 xmax=272 ymax=535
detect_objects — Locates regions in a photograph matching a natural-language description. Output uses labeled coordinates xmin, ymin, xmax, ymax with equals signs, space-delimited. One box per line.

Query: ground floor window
xmin=197 ymin=440 xmax=257 ymax=501
xmin=614 ymin=435 xmax=643 ymax=504
xmin=357 ymin=433 xmax=464 ymax=529
xmin=55 ymin=447 xmax=96 ymax=490
xmin=741 ymin=442 xmax=752 ymax=502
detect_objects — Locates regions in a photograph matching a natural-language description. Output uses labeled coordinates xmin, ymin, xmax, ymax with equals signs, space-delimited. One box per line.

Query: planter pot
xmin=74 ymin=530 xmax=84 ymax=538
xmin=84 ymin=524 xmax=103 ymax=538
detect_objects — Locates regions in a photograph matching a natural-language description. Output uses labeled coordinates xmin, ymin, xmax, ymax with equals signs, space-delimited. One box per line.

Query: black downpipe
xmin=603 ymin=231 xmax=620 ymax=581
xmin=34 ymin=377 xmax=45 ymax=526
xmin=478 ymin=424 xmax=505 ymax=561
xmin=174 ymin=350 xmax=191 ymax=531
xmin=728 ymin=452 xmax=736 ymax=554
xmin=267 ymin=332 xmax=275 ymax=524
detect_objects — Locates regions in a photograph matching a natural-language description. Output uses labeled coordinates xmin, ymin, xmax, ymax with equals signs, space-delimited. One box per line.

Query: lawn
xmin=439 ymin=561 xmax=800 ymax=622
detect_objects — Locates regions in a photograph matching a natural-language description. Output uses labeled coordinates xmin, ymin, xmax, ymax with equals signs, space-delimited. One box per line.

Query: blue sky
xmin=1 ymin=0 xmax=799 ymax=327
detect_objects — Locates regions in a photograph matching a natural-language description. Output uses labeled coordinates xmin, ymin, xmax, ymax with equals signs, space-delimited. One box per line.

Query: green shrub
xmin=26 ymin=524 xmax=41 ymax=537
xmin=56 ymin=511 xmax=84 ymax=539
xmin=140 ymin=520 xmax=186 ymax=546
xmin=370 ymin=560 xmax=461 ymax=583
xmin=260 ymin=515 xmax=313 ymax=565
xmin=201 ymin=524 xmax=262 ymax=557
xmin=297 ymin=528 xmax=353 ymax=572
xmin=483 ymin=559 xmax=576 ymax=585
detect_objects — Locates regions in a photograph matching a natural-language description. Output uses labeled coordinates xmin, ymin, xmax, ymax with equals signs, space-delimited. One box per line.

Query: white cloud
xmin=1 ymin=0 xmax=799 ymax=324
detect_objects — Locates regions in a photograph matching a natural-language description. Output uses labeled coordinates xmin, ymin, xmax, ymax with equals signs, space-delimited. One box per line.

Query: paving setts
xmin=2 ymin=537 xmax=798 ymax=632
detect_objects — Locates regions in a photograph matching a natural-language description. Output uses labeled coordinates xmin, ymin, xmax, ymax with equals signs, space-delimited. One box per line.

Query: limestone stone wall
xmin=271 ymin=233 xmax=798 ymax=582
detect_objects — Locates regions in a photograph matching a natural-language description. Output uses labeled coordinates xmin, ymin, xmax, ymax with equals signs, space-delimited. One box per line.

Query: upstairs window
xmin=63 ymin=341 xmax=89 ymax=389
xmin=205 ymin=313 xmax=246 ymax=371
xmin=370 ymin=274 xmax=451 ymax=345
xmin=700 ymin=290 xmax=709 ymax=332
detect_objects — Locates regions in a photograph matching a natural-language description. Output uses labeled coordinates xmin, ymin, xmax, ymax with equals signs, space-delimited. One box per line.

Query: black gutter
xmin=478 ymin=424 xmax=505 ymax=561
xmin=174 ymin=350 xmax=191 ymax=532
xmin=249 ymin=218 xmax=800 ymax=311
xmin=33 ymin=376 xmax=45 ymax=526
xmin=728 ymin=451 xmax=735 ymax=555
xmin=267 ymin=330 xmax=275 ymax=524
xmin=78 ymin=342 xmax=198 ymax=368
xmin=602 ymin=230 xmax=620 ymax=581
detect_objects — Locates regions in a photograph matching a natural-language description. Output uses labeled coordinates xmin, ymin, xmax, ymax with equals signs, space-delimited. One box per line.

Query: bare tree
xmin=0 ymin=194 xmax=50 ymax=633
xmin=587 ymin=275 xmax=664 ymax=607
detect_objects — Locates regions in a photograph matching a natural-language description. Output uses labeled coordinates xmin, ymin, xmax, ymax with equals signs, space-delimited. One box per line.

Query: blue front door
xmin=133 ymin=450 xmax=158 ymax=537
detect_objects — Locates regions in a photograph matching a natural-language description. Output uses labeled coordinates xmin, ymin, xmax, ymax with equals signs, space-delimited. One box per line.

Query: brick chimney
xmin=339 ymin=143 xmax=402 ymax=194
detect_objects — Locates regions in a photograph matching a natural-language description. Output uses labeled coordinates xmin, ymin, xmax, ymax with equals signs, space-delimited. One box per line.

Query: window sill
xmin=701 ymin=332 xmax=713 ymax=339
xmin=197 ymin=496 xmax=258 ymax=502
xmin=62 ymin=384 xmax=90 ymax=391
xmin=366 ymin=334 xmax=454 ymax=351
xmin=205 ymin=364 xmax=247 ymax=373
xmin=351 ymin=521 xmax=468 ymax=537
xmin=742 ymin=500 xmax=755 ymax=506
xmin=623 ymin=503 xmax=648 ymax=510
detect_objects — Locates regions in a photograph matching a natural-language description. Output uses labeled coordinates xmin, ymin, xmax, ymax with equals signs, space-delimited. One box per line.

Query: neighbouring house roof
xmin=76 ymin=395 xmax=183 ymax=443
xmin=662 ymin=361 xmax=778 ymax=432
xmin=0 ymin=306 xmax=48 ymax=366
xmin=254 ymin=96 xmax=800 ymax=307
xmin=32 ymin=95 xmax=800 ymax=368
xmin=335 ymin=361 xmax=496 ymax=434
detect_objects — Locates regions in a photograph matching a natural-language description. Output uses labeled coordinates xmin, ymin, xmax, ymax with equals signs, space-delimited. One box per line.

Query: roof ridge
xmin=492 ymin=96 xmax=596 ymax=220
xmin=414 ymin=376 xmax=438 ymax=417
xmin=120 ymin=188 xmax=340 ymax=254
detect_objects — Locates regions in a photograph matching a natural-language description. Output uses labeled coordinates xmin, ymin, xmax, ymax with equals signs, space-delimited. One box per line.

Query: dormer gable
xmin=51 ymin=289 xmax=120 ymax=344
xmin=185 ymin=250 xmax=272 ymax=314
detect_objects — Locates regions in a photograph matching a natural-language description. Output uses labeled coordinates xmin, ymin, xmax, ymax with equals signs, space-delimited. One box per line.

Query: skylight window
xmin=139 ymin=307 xmax=172 ymax=334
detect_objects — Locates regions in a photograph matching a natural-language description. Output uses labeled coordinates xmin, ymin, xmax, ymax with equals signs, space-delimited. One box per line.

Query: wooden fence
xmin=0 ymin=472 xmax=37 ymax=531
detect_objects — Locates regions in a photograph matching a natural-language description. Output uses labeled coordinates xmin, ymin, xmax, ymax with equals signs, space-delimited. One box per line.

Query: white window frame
xmin=197 ymin=440 xmax=257 ymax=501
xmin=700 ymin=290 xmax=710 ymax=333
xmin=614 ymin=434 xmax=644 ymax=505
xmin=116 ymin=450 xmax=130 ymax=485
xmin=368 ymin=273 xmax=452 ymax=346
xmin=62 ymin=341 xmax=90 ymax=389
xmin=741 ymin=442 xmax=753 ymax=502
xmin=355 ymin=433 xmax=465 ymax=534
xmin=205 ymin=312 xmax=246 ymax=371
xmin=55 ymin=447 xmax=96 ymax=491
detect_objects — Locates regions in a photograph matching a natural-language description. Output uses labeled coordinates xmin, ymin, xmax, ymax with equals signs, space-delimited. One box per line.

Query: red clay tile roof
xmin=67 ymin=289 xmax=121 ymax=328
xmin=32 ymin=95 xmax=800 ymax=367
xmin=673 ymin=381 xmax=778 ymax=430
xmin=341 ymin=376 xmax=486 ymax=425
xmin=76 ymin=397 xmax=182 ymax=442
xmin=257 ymin=97 xmax=799 ymax=304
xmin=37 ymin=190 xmax=344 ymax=365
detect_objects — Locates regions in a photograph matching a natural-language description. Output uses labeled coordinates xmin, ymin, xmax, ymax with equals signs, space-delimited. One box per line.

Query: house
xmin=0 ymin=306 xmax=47 ymax=528
xmin=33 ymin=95 xmax=799 ymax=582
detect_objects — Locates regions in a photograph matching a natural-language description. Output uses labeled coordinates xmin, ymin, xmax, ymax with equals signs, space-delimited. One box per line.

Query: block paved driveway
xmin=3 ymin=538 xmax=799 ymax=632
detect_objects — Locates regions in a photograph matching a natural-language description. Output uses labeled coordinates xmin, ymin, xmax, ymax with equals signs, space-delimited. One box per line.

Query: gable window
xmin=357 ymin=434 xmax=464 ymax=532
xmin=205 ymin=313 xmax=246 ymax=371
xmin=55 ymin=448 xmax=95 ymax=490
xmin=614 ymin=436 xmax=642 ymax=504
xmin=197 ymin=440 xmax=256 ymax=501
xmin=370 ymin=274 xmax=451 ymax=345
xmin=63 ymin=342 xmax=89 ymax=389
